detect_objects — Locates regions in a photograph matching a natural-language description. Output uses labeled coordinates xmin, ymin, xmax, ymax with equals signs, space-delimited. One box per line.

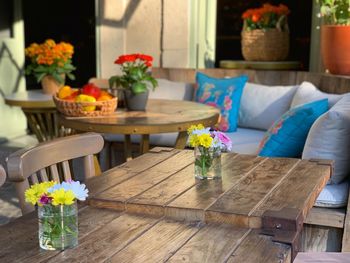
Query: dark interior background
xmin=23 ymin=0 xmax=96 ymax=89
xmin=216 ymin=0 xmax=313 ymax=70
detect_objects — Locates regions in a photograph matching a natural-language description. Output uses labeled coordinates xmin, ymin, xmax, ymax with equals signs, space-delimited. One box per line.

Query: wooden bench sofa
xmin=150 ymin=67 xmax=350 ymax=253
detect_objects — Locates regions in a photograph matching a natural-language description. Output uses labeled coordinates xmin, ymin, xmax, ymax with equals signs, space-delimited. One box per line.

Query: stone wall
xmin=97 ymin=0 xmax=190 ymax=78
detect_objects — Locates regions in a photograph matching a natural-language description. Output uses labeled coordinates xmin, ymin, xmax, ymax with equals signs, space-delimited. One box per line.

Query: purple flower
xmin=39 ymin=194 xmax=52 ymax=205
xmin=214 ymin=131 xmax=232 ymax=151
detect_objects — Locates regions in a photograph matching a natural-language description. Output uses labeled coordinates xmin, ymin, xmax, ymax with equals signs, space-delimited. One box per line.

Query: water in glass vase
xmin=38 ymin=202 xmax=78 ymax=250
xmin=194 ymin=146 xmax=222 ymax=180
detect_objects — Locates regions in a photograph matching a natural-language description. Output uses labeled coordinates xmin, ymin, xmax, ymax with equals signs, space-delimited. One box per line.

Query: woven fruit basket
xmin=53 ymin=95 xmax=118 ymax=117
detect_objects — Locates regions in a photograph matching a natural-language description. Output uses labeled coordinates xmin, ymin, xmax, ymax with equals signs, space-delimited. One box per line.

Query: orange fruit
xmin=58 ymin=85 xmax=72 ymax=99
xmin=97 ymin=94 xmax=113 ymax=101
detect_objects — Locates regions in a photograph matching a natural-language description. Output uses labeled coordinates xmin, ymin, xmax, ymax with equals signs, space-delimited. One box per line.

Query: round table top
xmin=58 ymin=99 xmax=220 ymax=134
xmin=4 ymin=90 xmax=55 ymax=108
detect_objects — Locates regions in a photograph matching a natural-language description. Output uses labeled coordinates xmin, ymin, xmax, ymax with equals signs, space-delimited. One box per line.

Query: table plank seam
xmin=125 ymin=162 xmax=196 ymax=206
xmin=88 ymin=149 xmax=181 ymax=197
xmin=223 ymin=228 xmax=253 ymax=263
xmin=203 ymin=157 xmax=268 ymax=214
xmin=162 ymin=223 xmax=203 ymax=262
xmin=247 ymin=159 xmax=302 ymax=217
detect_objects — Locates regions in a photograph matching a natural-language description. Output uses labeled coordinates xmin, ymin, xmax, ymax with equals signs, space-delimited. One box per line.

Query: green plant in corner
xmin=317 ymin=0 xmax=350 ymax=25
xmin=109 ymin=54 xmax=158 ymax=95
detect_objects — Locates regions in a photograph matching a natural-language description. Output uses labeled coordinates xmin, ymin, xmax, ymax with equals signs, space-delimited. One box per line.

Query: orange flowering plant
xmin=25 ymin=39 xmax=76 ymax=84
xmin=242 ymin=3 xmax=290 ymax=31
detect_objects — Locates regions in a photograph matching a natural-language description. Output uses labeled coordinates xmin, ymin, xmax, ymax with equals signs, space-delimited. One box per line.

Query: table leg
xmin=124 ymin=134 xmax=133 ymax=161
xmin=140 ymin=134 xmax=150 ymax=154
xmin=175 ymin=131 xmax=188 ymax=149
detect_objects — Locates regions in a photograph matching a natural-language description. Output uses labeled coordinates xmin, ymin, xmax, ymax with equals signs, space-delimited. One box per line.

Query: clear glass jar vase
xmin=194 ymin=146 xmax=222 ymax=180
xmin=38 ymin=202 xmax=78 ymax=250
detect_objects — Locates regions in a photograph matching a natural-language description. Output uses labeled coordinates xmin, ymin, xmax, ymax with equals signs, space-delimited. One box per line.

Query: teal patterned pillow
xmin=195 ymin=72 xmax=248 ymax=132
xmin=258 ymin=99 xmax=328 ymax=157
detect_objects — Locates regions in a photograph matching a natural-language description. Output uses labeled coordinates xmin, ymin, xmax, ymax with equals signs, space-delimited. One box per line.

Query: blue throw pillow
xmin=258 ymin=99 xmax=328 ymax=157
xmin=195 ymin=72 xmax=248 ymax=132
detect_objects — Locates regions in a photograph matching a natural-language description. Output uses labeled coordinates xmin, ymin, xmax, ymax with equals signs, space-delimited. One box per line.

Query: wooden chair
xmin=0 ymin=165 xmax=6 ymax=187
xmin=6 ymin=132 xmax=104 ymax=215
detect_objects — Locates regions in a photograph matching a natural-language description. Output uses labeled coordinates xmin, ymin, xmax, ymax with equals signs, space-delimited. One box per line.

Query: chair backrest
xmin=23 ymin=108 xmax=60 ymax=142
xmin=0 ymin=165 xmax=6 ymax=187
xmin=7 ymin=132 xmax=104 ymax=215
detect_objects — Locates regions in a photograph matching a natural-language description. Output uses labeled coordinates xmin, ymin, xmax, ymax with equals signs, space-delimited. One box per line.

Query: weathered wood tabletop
xmin=0 ymin=148 xmax=332 ymax=263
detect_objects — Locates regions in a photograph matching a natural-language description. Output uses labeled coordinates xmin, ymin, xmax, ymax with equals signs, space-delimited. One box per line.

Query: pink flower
xmin=215 ymin=131 xmax=232 ymax=151
xmin=224 ymin=96 xmax=232 ymax=110
xmin=39 ymin=194 xmax=52 ymax=205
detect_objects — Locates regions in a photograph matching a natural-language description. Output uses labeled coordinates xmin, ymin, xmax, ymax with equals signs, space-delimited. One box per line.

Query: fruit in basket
xmin=97 ymin=93 xmax=113 ymax=101
xmin=64 ymin=90 xmax=80 ymax=101
xmin=81 ymin=83 xmax=101 ymax=99
xmin=75 ymin=94 xmax=96 ymax=112
xmin=58 ymin=85 xmax=73 ymax=99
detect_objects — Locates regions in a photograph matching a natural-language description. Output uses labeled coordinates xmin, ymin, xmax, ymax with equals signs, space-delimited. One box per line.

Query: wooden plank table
xmin=0 ymin=148 xmax=332 ymax=262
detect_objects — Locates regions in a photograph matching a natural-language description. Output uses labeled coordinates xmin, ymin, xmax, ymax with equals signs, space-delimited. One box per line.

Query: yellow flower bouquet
xmin=25 ymin=180 xmax=88 ymax=250
xmin=188 ymin=124 xmax=232 ymax=179
xmin=25 ymin=39 xmax=76 ymax=85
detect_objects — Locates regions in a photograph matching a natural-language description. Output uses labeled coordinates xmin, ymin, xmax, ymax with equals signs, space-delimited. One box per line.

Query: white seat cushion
xmin=226 ymin=128 xmax=266 ymax=154
xmin=315 ymin=181 xmax=349 ymax=208
xmin=291 ymin=81 xmax=344 ymax=109
xmin=149 ymin=79 xmax=194 ymax=101
xmin=238 ymin=82 xmax=298 ymax=130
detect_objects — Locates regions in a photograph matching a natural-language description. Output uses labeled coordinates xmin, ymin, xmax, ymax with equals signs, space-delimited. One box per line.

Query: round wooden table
xmin=58 ymin=99 xmax=220 ymax=159
xmin=5 ymin=90 xmax=58 ymax=142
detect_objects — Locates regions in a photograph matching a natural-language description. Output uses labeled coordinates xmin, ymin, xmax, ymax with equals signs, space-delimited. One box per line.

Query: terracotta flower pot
xmin=321 ymin=25 xmax=350 ymax=75
xmin=41 ymin=75 xmax=65 ymax=95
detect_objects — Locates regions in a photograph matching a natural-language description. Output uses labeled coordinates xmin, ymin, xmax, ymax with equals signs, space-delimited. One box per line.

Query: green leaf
xmin=35 ymin=72 xmax=47 ymax=82
xmin=67 ymin=73 xmax=75 ymax=80
xmin=131 ymin=82 xmax=147 ymax=94
xmin=52 ymin=73 xmax=65 ymax=84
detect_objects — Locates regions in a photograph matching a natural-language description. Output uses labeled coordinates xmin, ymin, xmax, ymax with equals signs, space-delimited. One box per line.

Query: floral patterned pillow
xmin=258 ymin=99 xmax=328 ymax=157
xmin=195 ymin=72 xmax=248 ymax=132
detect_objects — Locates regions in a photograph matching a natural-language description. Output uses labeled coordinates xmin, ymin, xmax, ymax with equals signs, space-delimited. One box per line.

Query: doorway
xmin=23 ymin=0 xmax=96 ymax=89
xmin=216 ymin=0 xmax=312 ymax=70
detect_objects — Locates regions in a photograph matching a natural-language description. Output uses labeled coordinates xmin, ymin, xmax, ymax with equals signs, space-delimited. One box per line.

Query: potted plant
xmin=241 ymin=3 xmax=290 ymax=61
xmin=25 ymin=39 xmax=76 ymax=94
xmin=318 ymin=0 xmax=350 ymax=75
xmin=109 ymin=53 xmax=158 ymax=111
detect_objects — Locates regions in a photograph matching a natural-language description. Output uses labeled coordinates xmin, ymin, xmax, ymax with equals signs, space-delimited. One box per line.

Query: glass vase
xmin=38 ymin=202 xmax=78 ymax=250
xmin=194 ymin=146 xmax=222 ymax=180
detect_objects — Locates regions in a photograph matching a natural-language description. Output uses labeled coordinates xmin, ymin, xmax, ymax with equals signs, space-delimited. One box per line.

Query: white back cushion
xmin=149 ymin=78 xmax=194 ymax=101
xmin=302 ymin=94 xmax=350 ymax=184
xmin=291 ymin=81 xmax=343 ymax=108
xmin=238 ymin=83 xmax=298 ymax=130
xmin=315 ymin=181 xmax=349 ymax=208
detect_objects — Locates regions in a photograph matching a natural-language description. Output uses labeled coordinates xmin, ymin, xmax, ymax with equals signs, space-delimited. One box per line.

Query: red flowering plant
xmin=242 ymin=3 xmax=290 ymax=31
xmin=109 ymin=53 xmax=158 ymax=94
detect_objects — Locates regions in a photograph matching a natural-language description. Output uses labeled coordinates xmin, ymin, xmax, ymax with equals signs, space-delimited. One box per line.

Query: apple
xmin=81 ymin=83 xmax=101 ymax=99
